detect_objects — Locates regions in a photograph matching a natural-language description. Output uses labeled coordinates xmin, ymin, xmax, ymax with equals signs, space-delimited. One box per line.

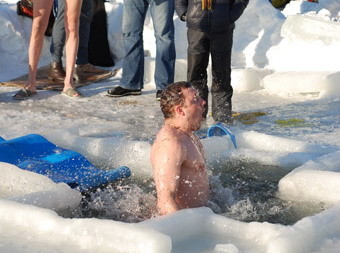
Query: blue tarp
xmin=0 ymin=134 xmax=130 ymax=191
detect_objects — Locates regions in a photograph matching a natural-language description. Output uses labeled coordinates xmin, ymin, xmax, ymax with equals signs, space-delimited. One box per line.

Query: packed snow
xmin=0 ymin=0 xmax=340 ymax=252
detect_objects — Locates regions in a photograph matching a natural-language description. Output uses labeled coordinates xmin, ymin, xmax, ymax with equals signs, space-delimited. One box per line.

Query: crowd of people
xmin=13 ymin=0 xmax=249 ymax=216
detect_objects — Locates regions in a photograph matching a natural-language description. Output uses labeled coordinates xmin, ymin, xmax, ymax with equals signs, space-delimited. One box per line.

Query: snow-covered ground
xmin=0 ymin=0 xmax=340 ymax=252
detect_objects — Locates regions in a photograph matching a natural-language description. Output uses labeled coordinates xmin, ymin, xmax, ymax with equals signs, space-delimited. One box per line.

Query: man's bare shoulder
xmin=154 ymin=126 xmax=183 ymax=144
xmin=150 ymin=126 xmax=187 ymax=169
xmin=151 ymin=126 xmax=185 ymax=156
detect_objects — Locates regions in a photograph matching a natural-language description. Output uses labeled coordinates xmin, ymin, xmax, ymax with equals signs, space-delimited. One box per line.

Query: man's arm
xmin=151 ymin=137 xmax=185 ymax=215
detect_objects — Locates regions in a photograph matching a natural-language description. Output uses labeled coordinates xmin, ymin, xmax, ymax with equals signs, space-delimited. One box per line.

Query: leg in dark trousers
xmin=210 ymin=30 xmax=233 ymax=122
xmin=187 ymin=28 xmax=210 ymax=118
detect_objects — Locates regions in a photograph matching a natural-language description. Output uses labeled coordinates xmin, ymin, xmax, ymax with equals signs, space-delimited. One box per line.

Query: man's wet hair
xmin=160 ymin=81 xmax=193 ymax=118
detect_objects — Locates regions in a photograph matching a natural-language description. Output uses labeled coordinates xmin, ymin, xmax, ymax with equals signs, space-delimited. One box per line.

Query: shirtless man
xmin=150 ymin=81 xmax=210 ymax=215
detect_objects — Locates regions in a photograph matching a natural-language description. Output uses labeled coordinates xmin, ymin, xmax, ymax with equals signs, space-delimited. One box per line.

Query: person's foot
xmin=106 ymin=86 xmax=142 ymax=97
xmin=12 ymin=88 xmax=37 ymax=100
xmin=156 ymin=90 xmax=163 ymax=101
xmin=62 ymin=88 xmax=83 ymax=99
xmin=76 ymin=63 xmax=111 ymax=74
xmin=48 ymin=62 xmax=66 ymax=82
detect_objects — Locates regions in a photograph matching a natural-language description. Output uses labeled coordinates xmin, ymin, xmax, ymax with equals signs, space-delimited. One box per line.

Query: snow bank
xmin=0 ymin=199 xmax=171 ymax=253
xmin=267 ymin=13 xmax=340 ymax=72
xmin=232 ymin=0 xmax=284 ymax=69
xmin=0 ymin=3 xmax=51 ymax=81
xmin=281 ymin=14 xmax=340 ymax=42
xmin=283 ymin=0 xmax=340 ymax=18
xmin=0 ymin=162 xmax=81 ymax=212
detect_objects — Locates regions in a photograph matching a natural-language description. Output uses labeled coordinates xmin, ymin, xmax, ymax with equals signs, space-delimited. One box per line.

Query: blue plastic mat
xmin=0 ymin=134 xmax=130 ymax=191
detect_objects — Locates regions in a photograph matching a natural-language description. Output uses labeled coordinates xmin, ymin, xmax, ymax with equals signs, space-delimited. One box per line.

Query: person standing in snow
xmin=106 ymin=0 xmax=176 ymax=101
xmin=48 ymin=0 xmax=111 ymax=83
xmin=175 ymin=0 xmax=249 ymax=123
xmin=151 ymin=82 xmax=209 ymax=215
xmin=13 ymin=0 xmax=83 ymax=99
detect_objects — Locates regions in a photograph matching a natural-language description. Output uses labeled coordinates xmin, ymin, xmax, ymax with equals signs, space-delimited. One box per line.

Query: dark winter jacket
xmin=175 ymin=0 xmax=249 ymax=33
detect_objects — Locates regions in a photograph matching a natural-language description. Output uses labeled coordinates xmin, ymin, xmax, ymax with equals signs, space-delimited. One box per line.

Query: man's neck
xmin=165 ymin=119 xmax=192 ymax=134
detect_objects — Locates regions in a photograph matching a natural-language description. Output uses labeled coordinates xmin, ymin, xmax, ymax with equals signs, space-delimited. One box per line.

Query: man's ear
xmin=174 ymin=104 xmax=185 ymax=116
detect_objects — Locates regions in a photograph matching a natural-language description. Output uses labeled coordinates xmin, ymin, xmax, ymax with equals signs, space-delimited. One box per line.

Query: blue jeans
xmin=50 ymin=0 xmax=92 ymax=65
xmin=121 ymin=0 xmax=175 ymax=90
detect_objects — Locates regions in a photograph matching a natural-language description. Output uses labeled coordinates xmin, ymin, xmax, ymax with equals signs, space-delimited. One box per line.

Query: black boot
xmin=211 ymin=92 xmax=233 ymax=124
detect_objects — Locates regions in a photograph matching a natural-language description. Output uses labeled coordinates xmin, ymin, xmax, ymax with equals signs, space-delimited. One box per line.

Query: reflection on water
xmin=70 ymin=160 xmax=325 ymax=225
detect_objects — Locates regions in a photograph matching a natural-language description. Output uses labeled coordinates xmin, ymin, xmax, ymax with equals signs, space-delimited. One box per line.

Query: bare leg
xmin=63 ymin=0 xmax=82 ymax=92
xmin=25 ymin=0 xmax=54 ymax=92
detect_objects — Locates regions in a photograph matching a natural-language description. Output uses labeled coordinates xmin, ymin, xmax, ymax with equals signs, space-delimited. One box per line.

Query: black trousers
xmin=187 ymin=28 xmax=233 ymax=122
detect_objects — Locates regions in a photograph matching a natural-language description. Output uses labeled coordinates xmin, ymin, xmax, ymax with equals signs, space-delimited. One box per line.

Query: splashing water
xmin=73 ymin=178 xmax=157 ymax=222
xmin=67 ymin=159 xmax=324 ymax=225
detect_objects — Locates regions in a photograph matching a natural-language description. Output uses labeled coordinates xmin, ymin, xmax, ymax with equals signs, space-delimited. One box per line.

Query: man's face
xmin=182 ymin=87 xmax=206 ymax=130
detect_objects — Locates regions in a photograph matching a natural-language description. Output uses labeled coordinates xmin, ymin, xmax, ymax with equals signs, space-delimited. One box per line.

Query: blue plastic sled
xmin=0 ymin=134 xmax=131 ymax=191
xmin=206 ymin=123 xmax=238 ymax=148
